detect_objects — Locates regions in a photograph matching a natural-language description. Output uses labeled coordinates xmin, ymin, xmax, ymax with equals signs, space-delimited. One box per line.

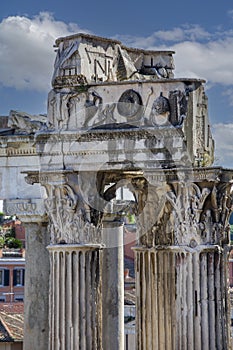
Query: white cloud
xmin=117 ymin=25 xmax=233 ymax=86
xmin=173 ymin=38 xmax=233 ymax=85
xmin=1 ymin=16 xmax=233 ymax=94
xmin=222 ymin=88 xmax=233 ymax=106
xmin=153 ymin=25 xmax=210 ymax=42
xmin=0 ymin=16 xmax=232 ymax=132
xmin=115 ymin=25 xmax=210 ymax=48
xmin=0 ymin=12 xmax=89 ymax=91
xmin=228 ymin=9 xmax=233 ymax=19
xmin=212 ymin=123 xmax=233 ymax=168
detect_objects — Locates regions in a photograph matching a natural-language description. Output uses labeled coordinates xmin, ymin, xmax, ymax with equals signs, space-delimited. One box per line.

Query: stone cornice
xmin=24 ymin=171 xmax=71 ymax=185
xmin=82 ymin=77 xmax=205 ymax=87
xmin=0 ymin=147 xmax=37 ymax=157
xmin=0 ymin=135 xmax=36 ymax=157
xmin=35 ymin=126 xmax=184 ymax=144
xmin=24 ymin=167 xmax=233 ymax=185
xmin=144 ymin=167 xmax=233 ymax=184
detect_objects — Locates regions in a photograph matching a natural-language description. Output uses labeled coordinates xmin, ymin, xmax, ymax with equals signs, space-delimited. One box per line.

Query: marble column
xmin=4 ymin=199 xmax=50 ymax=350
xmin=23 ymin=219 xmax=50 ymax=350
xmin=134 ymin=169 xmax=233 ymax=350
xmin=135 ymin=245 xmax=230 ymax=350
xmin=102 ymin=219 xmax=124 ymax=350
xmin=134 ymin=247 xmax=176 ymax=350
xmin=47 ymin=244 xmax=102 ymax=350
xmin=24 ymin=171 xmax=105 ymax=350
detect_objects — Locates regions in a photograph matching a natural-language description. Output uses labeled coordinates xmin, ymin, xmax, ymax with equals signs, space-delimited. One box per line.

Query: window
xmin=0 ymin=269 xmax=9 ymax=287
xmin=13 ymin=268 xmax=25 ymax=286
xmin=14 ymin=295 xmax=24 ymax=302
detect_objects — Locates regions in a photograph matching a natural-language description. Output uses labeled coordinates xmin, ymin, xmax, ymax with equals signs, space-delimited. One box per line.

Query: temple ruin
xmin=0 ymin=33 xmax=232 ymax=349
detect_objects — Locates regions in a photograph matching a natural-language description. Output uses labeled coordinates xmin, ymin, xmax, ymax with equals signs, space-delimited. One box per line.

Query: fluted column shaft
xmin=135 ymin=246 xmax=230 ymax=350
xmin=48 ymin=244 xmax=102 ymax=350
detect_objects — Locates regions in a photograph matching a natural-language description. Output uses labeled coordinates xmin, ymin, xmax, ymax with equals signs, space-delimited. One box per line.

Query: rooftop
xmin=0 ymin=311 xmax=24 ymax=342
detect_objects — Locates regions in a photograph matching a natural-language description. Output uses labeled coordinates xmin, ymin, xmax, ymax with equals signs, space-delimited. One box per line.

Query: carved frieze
xmin=46 ymin=83 xmax=193 ymax=133
xmin=148 ymin=92 xmax=170 ymax=126
xmin=168 ymin=90 xmax=188 ymax=126
xmin=25 ymin=171 xmax=69 ymax=186
xmin=117 ymin=89 xmax=143 ymax=120
xmin=52 ymin=33 xmax=175 ymax=87
xmin=53 ymin=74 xmax=87 ymax=88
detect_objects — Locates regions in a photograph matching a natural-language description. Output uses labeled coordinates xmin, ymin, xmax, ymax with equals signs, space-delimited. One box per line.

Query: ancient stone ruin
xmin=0 ymin=33 xmax=232 ymax=349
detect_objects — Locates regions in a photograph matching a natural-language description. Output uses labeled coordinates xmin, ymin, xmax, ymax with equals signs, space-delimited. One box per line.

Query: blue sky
xmin=0 ymin=0 xmax=233 ymax=167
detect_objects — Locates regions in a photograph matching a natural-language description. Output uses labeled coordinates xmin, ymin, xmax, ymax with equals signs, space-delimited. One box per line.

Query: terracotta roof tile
xmin=0 ymin=311 xmax=24 ymax=342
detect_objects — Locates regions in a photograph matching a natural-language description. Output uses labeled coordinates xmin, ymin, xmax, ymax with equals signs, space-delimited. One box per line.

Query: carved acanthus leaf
xmin=44 ymin=183 xmax=101 ymax=245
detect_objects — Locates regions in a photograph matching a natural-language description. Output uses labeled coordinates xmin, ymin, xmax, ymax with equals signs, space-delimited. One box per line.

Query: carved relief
xmin=52 ymin=40 xmax=81 ymax=87
xmin=46 ymin=83 xmax=191 ymax=131
xmin=47 ymin=89 xmax=118 ymax=130
xmin=117 ymin=89 xmax=143 ymax=121
xmin=144 ymin=90 xmax=188 ymax=127
xmin=209 ymin=183 xmax=233 ymax=240
xmin=53 ymin=74 xmax=87 ymax=88
xmin=47 ymin=91 xmax=71 ymax=130
xmin=165 ymin=183 xmax=212 ymax=245
xmin=8 ymin=110 xmax=46 ymax=134
xmin=168 ymin=90 xmax=188 ymax=126
xmin=134 ymin=174 xmax=233 ymax=248
xmin=44 ymin=181 xmax=101 ymax=245
xmin=52 ymin=33 xmax=175 ymax=86
xmin=196 ymin=116 xmax=205 ymax=150
xmin=4 ymin=199 xmax=46 ymax=218
xmin=115 ymin=45 xmax=140 ymax=81
xmin=193 ymin=87 xmax=214 ymax=166
xmin=131 ymin=178 xmax=172 ymax=247
xmin=149 ymin=92 xmax=170 ymax=126
xmin=83 ymin=91 xmax=103 ymax=127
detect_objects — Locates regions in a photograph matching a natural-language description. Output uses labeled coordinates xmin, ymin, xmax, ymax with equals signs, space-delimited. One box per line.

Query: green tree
xmin=5 ymin=237 xmax=22 ymax=249
xmin=0 ymin=236 xmax=5 ymax=248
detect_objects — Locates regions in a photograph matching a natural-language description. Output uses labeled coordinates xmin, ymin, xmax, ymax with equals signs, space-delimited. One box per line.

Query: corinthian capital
xmin=136 ymin=168 xmax=233 ymax=248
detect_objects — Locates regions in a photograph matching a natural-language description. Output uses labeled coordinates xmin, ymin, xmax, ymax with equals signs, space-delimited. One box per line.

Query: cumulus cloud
xmin=222 ymin=88 xmax=233 ymax=106
xmin=117 ymin=25 xmax=233 ymax=86
xmin=0 ymin=14 xmax=232 ymax=167
xmin=173 ymin=38 xmax=233 ymax=85
xmin=212 ymin=123 xmax=233 ymax=168
xmin=115 ymin=25 xmax=211 ymax=48
xmin=228 ymin=9 xmax=233 ymax=19
xmin=0 ymin=12 xmax=89 ymax=91
xmin=1 ymin=15 xmax=233 ymax=93
xmin=116 ymin=26 xmax=233 ymax=168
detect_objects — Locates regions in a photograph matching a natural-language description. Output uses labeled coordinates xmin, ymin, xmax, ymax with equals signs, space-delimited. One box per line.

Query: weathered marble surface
xmin=0 ymin=32 xmax=232 ymax=350
xmin=52 ymin=33 xmax=175 ymax=87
